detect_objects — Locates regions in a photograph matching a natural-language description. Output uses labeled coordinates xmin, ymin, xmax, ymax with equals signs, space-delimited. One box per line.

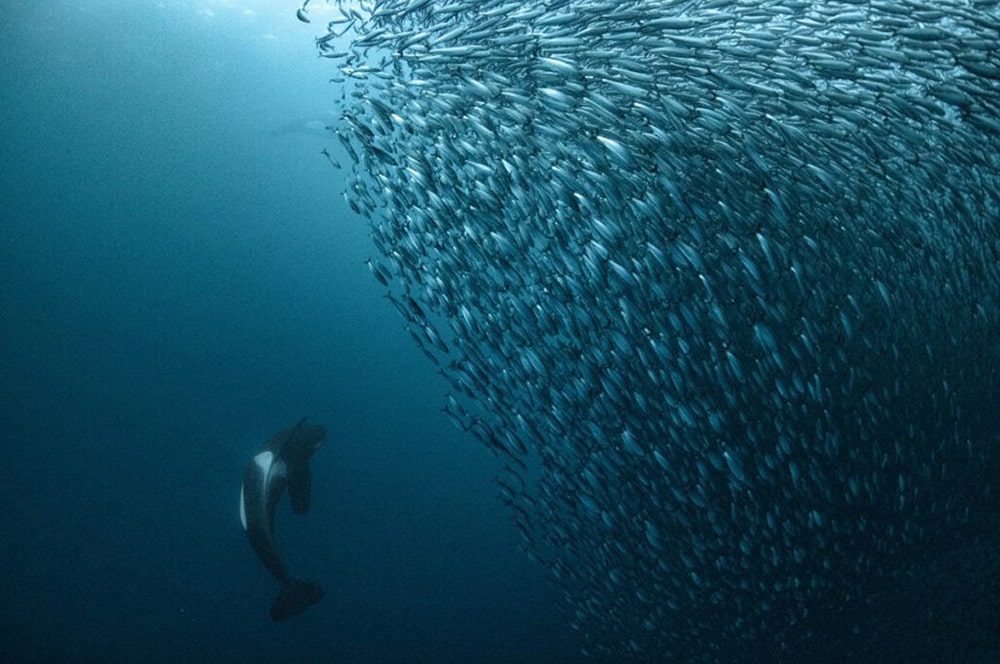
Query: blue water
xmin=0 ymin=3 xmax=577 ymax=661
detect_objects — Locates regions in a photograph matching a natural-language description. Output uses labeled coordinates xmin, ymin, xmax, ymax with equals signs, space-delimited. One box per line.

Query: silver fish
xmin=315 ymin=0 xmax=1000 ymax=659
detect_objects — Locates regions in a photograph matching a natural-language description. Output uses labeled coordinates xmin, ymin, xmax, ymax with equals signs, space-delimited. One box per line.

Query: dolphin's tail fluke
xmin=270 ymin=579 xmax=323 ymax=622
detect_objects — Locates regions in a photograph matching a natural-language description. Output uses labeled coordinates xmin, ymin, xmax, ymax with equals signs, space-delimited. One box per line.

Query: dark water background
xmin=0 ymin=2 xmax=577 ymax=661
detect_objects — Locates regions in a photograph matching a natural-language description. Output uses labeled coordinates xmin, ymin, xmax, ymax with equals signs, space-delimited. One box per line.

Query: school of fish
xmin=311 ymin=0 xmax=1000 ymax=659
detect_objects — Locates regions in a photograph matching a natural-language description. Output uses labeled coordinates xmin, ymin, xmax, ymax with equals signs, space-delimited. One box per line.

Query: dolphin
xmin=268 ymin=112 xmax=339 ymax=139
xmin=240 ymin=417 xmax=326 ymax=621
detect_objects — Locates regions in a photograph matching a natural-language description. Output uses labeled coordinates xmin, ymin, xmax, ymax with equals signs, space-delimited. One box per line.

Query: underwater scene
xmin=2 ymin=1 xmax=999 ymax=662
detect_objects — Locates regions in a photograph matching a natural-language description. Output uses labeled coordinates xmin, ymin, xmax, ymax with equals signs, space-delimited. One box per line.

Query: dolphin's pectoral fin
xmin=288 ymin=465 xmax=312 ymax=514
xmin=271 ymin=579 xmax=323 ymax=622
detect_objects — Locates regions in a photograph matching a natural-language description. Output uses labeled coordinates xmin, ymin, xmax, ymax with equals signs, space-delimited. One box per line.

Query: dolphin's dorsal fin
xmin=285 ymin=417 xmax=324 ymax=515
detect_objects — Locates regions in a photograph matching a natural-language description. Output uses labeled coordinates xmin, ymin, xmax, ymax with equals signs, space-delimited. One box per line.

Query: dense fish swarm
xmin=318 ymin=0 xmax=1000 ymax=659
